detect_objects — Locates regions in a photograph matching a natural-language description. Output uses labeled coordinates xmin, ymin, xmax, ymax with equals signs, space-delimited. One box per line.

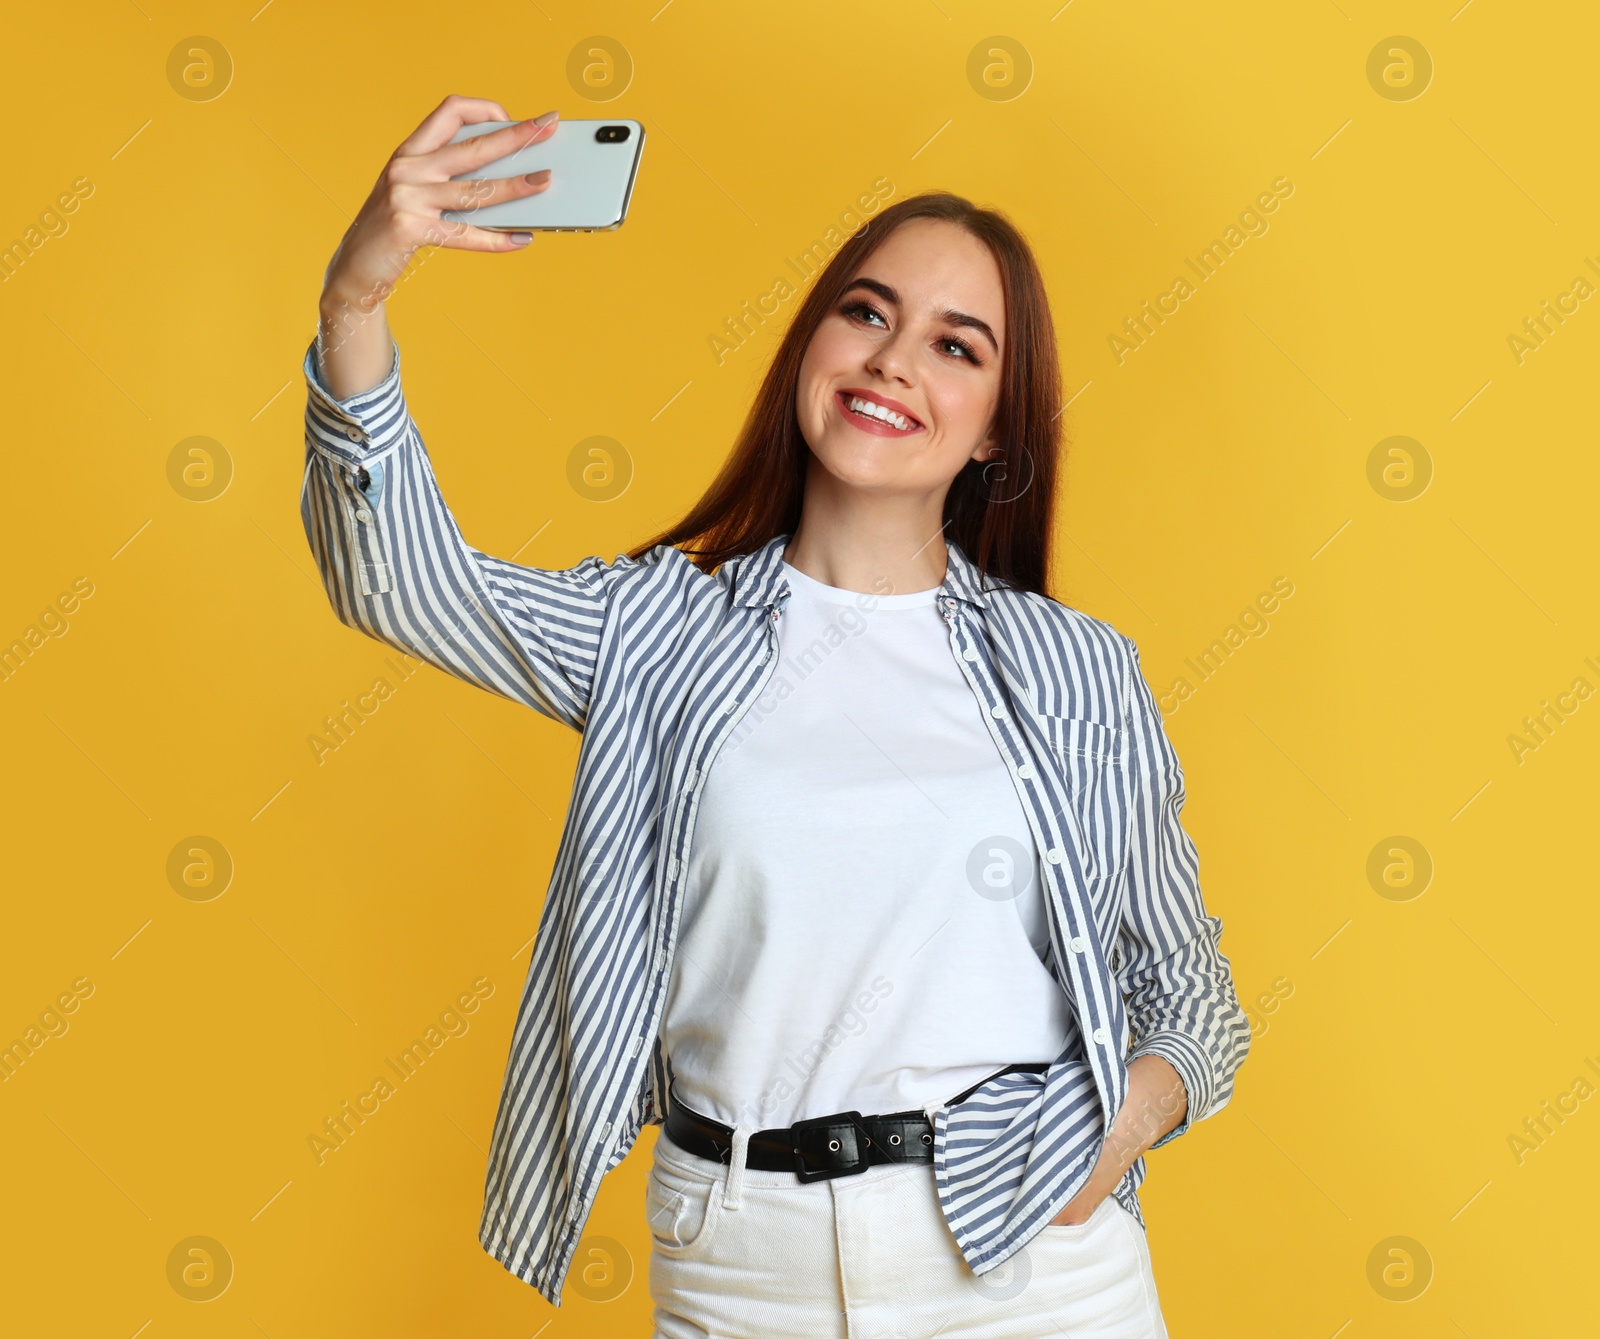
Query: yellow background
xmin=3 ymin=1 xmax=1596 ymax=1334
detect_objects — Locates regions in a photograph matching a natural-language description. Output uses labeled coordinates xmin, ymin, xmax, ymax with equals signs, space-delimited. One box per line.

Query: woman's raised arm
xmin=300 ymin=95 xmax=641 ymax=731
xmin=317 ymin=94 xmax=551 ymax=396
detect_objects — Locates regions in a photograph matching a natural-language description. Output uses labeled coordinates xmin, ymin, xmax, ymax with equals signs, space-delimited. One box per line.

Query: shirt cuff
xmin=1126 ymin=1029 xmax=1214 ymax=1151
xmin=302 ymin=334 xmax=407 ymax=467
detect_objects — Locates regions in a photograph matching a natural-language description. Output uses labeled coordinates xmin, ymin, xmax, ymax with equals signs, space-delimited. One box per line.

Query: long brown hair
xmin=630 ymin=191 xmax=1063 ymax=596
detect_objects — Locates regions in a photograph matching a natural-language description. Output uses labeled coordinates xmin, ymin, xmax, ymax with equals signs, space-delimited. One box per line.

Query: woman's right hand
xmin=316 ymin=94 xmax=558 ymax=400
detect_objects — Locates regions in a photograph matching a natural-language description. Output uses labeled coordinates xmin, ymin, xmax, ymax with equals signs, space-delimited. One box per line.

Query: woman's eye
xmin=842 ymin=301 xmax=981 ymax=364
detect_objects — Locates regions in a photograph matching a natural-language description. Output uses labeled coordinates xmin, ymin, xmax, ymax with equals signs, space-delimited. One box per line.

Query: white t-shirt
xmin=661 ymin=559 xmax=1073 ymax=1131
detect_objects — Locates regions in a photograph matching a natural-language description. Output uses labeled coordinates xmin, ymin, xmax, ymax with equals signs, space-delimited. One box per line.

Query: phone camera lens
xmin=595 ymin=125 xmax=631 ymax=143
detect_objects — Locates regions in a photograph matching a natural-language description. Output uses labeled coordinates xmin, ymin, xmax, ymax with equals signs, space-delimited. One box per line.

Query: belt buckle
xmin=789 ymin=1110 xmax=869 ymax=1183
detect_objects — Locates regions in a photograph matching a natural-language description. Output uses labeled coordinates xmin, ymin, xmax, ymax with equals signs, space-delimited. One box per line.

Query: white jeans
xmin=646 ymin=1128 xmax=1170 ymax=1338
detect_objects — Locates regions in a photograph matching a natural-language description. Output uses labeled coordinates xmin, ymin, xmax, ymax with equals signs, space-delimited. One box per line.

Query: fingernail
xmin=524 ymin=169 xmax=551 ymax=183
xmin=510 ymin=231 xmax=533 ymax=246
xmin=532 ymin=109 xmax=559 ymax=128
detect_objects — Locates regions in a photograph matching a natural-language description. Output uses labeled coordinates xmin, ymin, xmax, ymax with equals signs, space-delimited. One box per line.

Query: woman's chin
xmin=810 ymin=444 xmax=932 ymax=496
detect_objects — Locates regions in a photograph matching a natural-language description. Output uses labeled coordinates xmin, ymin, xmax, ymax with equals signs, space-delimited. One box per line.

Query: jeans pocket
xmin=1036 ymin=1192 xmax=1117 ymax=1242
xmin=646 ymin=1159 xmax=721 ymax=1255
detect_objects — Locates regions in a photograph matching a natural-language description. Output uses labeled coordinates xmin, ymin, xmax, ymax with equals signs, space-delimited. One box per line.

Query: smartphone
xmin=440 ymin=118 xmax=645 ymax=232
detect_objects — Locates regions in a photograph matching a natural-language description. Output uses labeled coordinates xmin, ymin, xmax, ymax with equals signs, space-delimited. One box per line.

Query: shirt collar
xmin=724 ymin=532 xmax=997 ymax=610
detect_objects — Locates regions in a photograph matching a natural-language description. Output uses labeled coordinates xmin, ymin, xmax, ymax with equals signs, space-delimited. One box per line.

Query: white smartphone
xmin=440 ymin=118 xmax=645 ymax=232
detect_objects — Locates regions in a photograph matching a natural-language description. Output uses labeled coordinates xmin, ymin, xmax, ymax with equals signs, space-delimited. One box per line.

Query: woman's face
xmin=795 ymin=218 xmax=1006 ymax=499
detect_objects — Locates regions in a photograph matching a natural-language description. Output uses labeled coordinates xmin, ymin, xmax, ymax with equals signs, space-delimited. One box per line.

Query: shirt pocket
xmin=1039 ymin=715 xmax=1131 ymax=887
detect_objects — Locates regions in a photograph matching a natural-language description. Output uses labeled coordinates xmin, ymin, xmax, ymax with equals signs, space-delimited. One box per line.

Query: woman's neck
xmin=782 ymin=473 xmax=950 ymax=596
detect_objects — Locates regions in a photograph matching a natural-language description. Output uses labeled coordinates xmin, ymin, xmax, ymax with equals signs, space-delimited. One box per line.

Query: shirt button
xmin=355 ymin=509 xmax=373 ymax=523
xmin=962 ymin=648 xmax=979 ymax=662
xmin=666 ymin=856 xmax=679 ymax=878
xmin=345 ymin=427 xmax=362 ymax=441
xmin=1016 ymin=764 xmax=1035 ymax=780
xmin=725 ymin=700 xmax=739 ymax=714
xmin=1046 ymin=848 xmax=1063 ymax=864
xmin=1070 ymin=936 xmax=1087 ymax=953
xmin=1092 ymin=1027 xmax=1110 ymax=1045
xmin=685 ymin=766 xmax=698 ymax=785
xmin=990 ymin=704 xmax=1005 ymax=719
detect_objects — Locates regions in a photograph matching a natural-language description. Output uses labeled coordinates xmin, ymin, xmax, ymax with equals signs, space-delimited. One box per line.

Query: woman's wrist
xmin=1049 ymin=1054 xmax=1188 ymax=1225
xmin=1113 ymin=1053 xmax=1188 ymax=1159
xmin=316 ymin=286 xmax=393 ymax=402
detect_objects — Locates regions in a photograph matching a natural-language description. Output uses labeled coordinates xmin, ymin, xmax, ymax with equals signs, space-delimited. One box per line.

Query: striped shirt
xmin=300 ymin=336 xmax=1251 ymax=1307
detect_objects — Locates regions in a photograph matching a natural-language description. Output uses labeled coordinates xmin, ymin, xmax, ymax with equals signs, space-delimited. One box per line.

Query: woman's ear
xmin=969 ymin=422 xmax=1003 ymax=464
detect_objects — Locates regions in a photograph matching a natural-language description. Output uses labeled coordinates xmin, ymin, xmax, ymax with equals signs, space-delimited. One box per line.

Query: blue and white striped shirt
xmin=300 ymin=336 xmax=1251 ymax=1307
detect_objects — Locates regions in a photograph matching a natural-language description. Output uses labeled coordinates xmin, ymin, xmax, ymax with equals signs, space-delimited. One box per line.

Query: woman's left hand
xmin=1049 ymin=1053 xmax=1189 ymax=1226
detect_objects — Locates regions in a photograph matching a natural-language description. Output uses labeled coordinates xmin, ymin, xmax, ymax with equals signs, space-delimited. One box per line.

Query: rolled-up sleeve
xmin=300 ymin=334 xmax=641 ymax=730
xmin=1115 ymin=635 xmax=1251 ymax=1149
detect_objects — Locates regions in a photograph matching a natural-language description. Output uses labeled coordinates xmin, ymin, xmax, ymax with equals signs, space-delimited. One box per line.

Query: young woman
xmin=305 ymin=95 xmax=1250 ymax=1338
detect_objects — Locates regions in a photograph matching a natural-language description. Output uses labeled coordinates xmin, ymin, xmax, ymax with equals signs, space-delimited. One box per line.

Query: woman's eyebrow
xmin=941 ymin=307 xmax=999 ymax=355
xmin=842 ymin=277 xmax=999 ymax=355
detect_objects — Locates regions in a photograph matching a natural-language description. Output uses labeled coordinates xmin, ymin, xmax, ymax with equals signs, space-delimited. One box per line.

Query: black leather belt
xmin=663 ymin=1063 xmax=1049 ymax=1184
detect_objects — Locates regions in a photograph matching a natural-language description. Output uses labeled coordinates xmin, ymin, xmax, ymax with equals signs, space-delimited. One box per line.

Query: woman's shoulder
xmin=985 ymin=587 xmax=1147 ymax=723
xmin=989 ymin=583 xmax=1134 ymax=653
xmin=947 ymin=542 xmax=1135 ymax=669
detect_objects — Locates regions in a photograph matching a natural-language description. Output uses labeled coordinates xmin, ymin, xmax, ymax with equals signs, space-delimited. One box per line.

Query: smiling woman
xmin=302 ymin=95 xmax=1249 ymax=1338
xmin=631 ymin=195 xmax=1063 ymax=596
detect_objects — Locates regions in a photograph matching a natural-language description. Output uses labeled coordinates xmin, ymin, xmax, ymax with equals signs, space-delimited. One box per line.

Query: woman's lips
xmin=835 ymin=390 xmax=923 ymax=436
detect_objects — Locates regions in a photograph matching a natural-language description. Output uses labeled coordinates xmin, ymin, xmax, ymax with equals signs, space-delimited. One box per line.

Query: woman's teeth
xmin=846 ymin=395 xmax=916 ymax=430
